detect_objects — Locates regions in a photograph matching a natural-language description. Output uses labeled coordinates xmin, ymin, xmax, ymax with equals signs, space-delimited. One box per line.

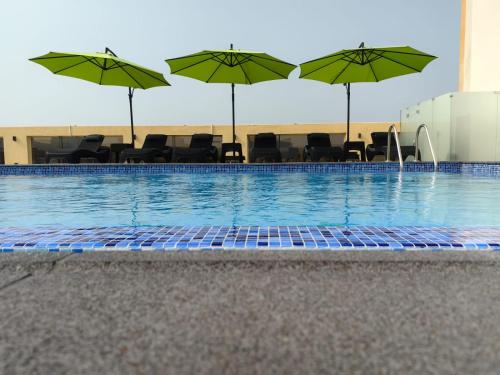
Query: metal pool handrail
xmin=415 ymin=124 xmax=437 ymax=171
xmin=386 ymin=124 xmax=403 ymax=171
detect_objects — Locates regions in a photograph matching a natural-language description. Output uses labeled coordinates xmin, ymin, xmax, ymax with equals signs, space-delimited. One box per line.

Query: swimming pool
xmin=0 ymin=171 xmax=499 ymax=227
xmin=1 ymin=163 xmax=500 ymax=251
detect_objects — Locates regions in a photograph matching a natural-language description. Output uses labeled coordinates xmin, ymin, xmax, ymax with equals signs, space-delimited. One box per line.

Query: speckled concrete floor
xmin=1 ymin=251 xmax=500 ymax=375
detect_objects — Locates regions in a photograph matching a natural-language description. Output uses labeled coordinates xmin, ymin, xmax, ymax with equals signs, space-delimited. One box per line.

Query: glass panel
xmin=278 ymin=135 xmax=307 ymax=162
xmin=329 ymin=133 xmax=345 ymax=146
xmin=31 ymin=137 xmax=62 ymax=164
xmin=400 ymin=101 xmax=432 ymax=161
xmin=167 ymin=136 xmax=190 ymax=148
xmin=247 ymin=135 xmax=255 ymax=152
xmin=167 ymin=135 xmax=222 ymax=155
xmin=247 ymin=134 xmax=344 ymax=162
xmin=450 ymin=92 xmax=498 ymax=162
xmin=30 ymin=136 xmax=121 ymax=164
xmin=102 ymin=136 xmax=123 ymax=147
xmin=431 ymin=94 xmax=452 ymax=161
xmin=402 ymin=92 xmax=500 ymax=162
xmin=212 ymin=136 xmax=222 ymax=155
xmin=401 ymin=94 xmax=452 ymax=162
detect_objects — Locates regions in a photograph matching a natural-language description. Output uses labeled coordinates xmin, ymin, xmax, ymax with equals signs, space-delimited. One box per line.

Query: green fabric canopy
xmin=299 ymin=44 xmax=437 ymax=142
xmin=30 ymin=49 xmax=170 ymax=146
xmin=166 ymin=48 xmax=296 ymax=84
xmin=30 ymin=51 xmax=169 ymax=89
xmin=299 ymin=45 xmax=436 ymax=84
xmin=166 ymin=47 xmax=296 ymax=156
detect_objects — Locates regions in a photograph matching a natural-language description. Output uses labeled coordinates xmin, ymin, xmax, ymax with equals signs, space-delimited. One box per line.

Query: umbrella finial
xmin=230 ymin=43 xmax=233 ymax=50
xmin=105 ymin=47 xmax=118 ymax=57
xmin=358 ymin=42 xmax=365 ymax=49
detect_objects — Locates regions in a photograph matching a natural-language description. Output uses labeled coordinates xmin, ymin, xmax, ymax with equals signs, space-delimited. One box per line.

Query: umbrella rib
xmin=205 ymin=62 xmax=224 ymax=82
xmin=372 ymin=49 xmax=437 ymax=58
xmin=167 ymin=55 xmax=221 ymax=74
xmin=99 ymin=67 xmax=105 ymax=85
xmin=233 ymin=53 xmax=252 ymax=66
xmin=249 ymin=54 xmax=296 ymax=68
xmin=363 ymin=50 xmax=383 ymax=65
xmin=98 ymin=56 xmax=108 ymax=85
xmin=30 ymin=54 xmax=83 ymax=62
xmin=371 ymin=51 xmax=422 ymax=72
xmin=210 ymin=52 xmax=233 ymax=66
xmin=114 ymin=64 xmax=146 ymax=89
xmin=120 ymin=63 xmax=169 ymax=86
xmin=98 ymin=59 xmax=168 ymax=86
xmin=368 ymin=60 xmax=379 ymax=82
xmin=235 ymin=55 xmax=253 ymax=84
xmin=300 ymin=51 xmax=356 ymax=78
xmin=246 ymin=58 xmax=288 ymax=79
xmin=165 ymin=51 xmax=217 ymax=62
xmin=52 ymin=57 xmax=99 ymax=74
xmin=330 ymin=60 xmax=353 ymax=84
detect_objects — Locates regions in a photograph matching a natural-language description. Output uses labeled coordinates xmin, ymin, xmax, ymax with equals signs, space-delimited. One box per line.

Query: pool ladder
xmin=386 ymin=124 xmax=437 ymax=172
xmin=386 ymin=124 xmax=404 ymax=171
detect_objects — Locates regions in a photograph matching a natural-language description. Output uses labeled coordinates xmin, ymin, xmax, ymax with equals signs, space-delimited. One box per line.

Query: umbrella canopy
xmin=299 ymin=43 xmax=437 ymax=141
xmin=30 ymin=48 xmax=170 ymax=147
xmin=166 ymin=45 xmax=296 ymax=156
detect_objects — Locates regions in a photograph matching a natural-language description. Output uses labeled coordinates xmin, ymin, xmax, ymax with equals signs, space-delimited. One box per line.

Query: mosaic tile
xmin=1 ymin=226 xmax=500 ymax=252
xmin=0 ymin=162 xmax=461 ymax=176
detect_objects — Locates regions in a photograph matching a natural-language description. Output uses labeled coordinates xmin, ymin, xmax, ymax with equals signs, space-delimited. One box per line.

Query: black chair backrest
xmin=371 ymin=132 xmax=396 ymax=146
xmin=190 ymin=134 xmax=213 ymax=148
xmin=142 ymin=134 xmax=167 ymax=149
xmin=307 ymin=133 xmax=332 ymax=147
xmin=254 ymin=133 xmax=277 ymax=148
xmin=221 ymin=142 xmax=243 ymax=154
xmin=78 ymin=135 xmax=104 ymax=152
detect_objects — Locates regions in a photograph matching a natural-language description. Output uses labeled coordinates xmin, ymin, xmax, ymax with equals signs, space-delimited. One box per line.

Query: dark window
xmin=248 ymin=134 xmax=345 ymax=162
xmin=0 ymin=138 xmax=4 ymax=164
xmin=167 ymin=135 xmax=222 ymax=155
xmin=30 ymin=136 xmax=122 ymax=164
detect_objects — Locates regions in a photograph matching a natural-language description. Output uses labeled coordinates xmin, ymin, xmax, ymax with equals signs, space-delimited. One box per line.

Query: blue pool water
xmin=0 ymin=172 xmax=499 ymax=228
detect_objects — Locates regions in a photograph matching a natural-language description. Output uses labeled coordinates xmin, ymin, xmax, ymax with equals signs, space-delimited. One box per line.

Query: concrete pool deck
xmin=1 ymin=251 xmax=500 ymax=374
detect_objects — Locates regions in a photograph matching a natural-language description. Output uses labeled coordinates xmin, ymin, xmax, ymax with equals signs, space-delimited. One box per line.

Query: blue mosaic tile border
xmin=2 ymin=226 xmax=500 ymax=252
xmin=460 ymin=162 xmax=500 ymax=176
xmin=0 ymin=162 xmax=464 ymax=175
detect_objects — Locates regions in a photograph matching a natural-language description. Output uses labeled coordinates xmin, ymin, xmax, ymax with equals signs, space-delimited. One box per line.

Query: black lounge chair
xmin=366 ymin=132 xmax=419 ymax=161
xmin=171 ymin=134 xmax=218 ymax=163
xmin=366 ymin=132 xmax=391 ymax=161
xmin=45 ymin=134 xmax=110 ymax=163
xmin=343 ymin=141 xmax=366 ymax=161
xmin=220 ymin=142 xmax=245 ymax=163
xmin=119 ymin=134 xmax=172 ymax=163
xmin=304 ymin=133 xmax=343 ymax=162
xmin=250 ymin=133 xmax=282 ymax=163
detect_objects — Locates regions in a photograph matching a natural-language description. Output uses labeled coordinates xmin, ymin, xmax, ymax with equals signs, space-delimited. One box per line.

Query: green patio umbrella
xmin=299 ymin=43 xmax=437 ymax=141
xmin=30 ymin=48 xmax=170 ymax=147
xmin=166 ymin=45 xmax=296 ymax=155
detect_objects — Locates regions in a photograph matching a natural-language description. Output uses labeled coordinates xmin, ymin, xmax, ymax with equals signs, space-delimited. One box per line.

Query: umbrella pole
xmin=231 ymin=83 xmax=236 ymax=157
xmin=346 ymin=83 xmax=351 ymax=143
xmin=128 ymin=87 xmax=135 ymax=148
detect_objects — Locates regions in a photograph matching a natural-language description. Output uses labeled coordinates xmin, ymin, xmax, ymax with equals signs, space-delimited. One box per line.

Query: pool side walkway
xmin=2 ymin=226 xmax=500 ymax=252
xmin=1 ymin=251 xmax=500 ymax=374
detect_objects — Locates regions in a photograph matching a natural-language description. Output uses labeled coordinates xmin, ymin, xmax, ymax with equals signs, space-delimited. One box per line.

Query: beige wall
xmin=460 ymin=0 xmax=500 ymax=91
xmin=0 ymin=122 xmax=398 ymax=164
